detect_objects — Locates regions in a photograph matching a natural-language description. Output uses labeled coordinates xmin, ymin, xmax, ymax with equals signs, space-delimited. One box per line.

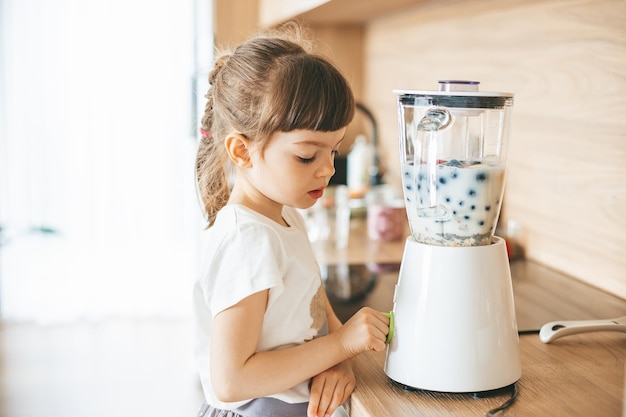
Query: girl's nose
xmin=316 ymin=155 xmax=336 ymax=178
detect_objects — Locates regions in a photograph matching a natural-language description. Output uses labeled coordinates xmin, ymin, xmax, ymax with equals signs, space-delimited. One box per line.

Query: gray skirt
xmin=196 ymin=398 xmax=309 ymax=417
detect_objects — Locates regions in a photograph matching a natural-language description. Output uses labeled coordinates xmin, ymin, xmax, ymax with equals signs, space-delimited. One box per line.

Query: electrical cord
xmin=485 ymin=383 xmax=518 ymax=417
xmin=518 ymin=329 xmax=540 ymax=335
xmin=482 ymin=329 xmax=537 ymax=416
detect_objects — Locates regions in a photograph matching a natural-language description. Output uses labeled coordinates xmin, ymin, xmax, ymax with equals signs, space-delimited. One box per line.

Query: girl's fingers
xmin=323 ymin=387 xmax=345 ymax=417
xmin=308 ymin=379 xmax=324 ymax=417
xmin=317 ymin=380 xmax=337 ymax=417
xmin=309 ymin=363 xmax=355 ymax=417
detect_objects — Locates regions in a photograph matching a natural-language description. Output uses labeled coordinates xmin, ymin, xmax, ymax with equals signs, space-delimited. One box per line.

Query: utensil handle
xmin=539 ymin=318 xmax=626 ymax=343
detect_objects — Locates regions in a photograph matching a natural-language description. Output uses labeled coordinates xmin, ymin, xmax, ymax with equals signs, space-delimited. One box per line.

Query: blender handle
xmin=417 ymin=108 xmax=451 ymax=131
xmin=413 ymin=108 xmax=452 ymax=209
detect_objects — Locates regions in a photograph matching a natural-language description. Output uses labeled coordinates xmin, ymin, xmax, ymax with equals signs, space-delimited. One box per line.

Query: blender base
xmin=470 ymin=383 xmax=516 ymax=398
xmin=384 ymin=237 xmax=521 ymax=393
xmin=389 ymin=378 xmax=516 ymax=398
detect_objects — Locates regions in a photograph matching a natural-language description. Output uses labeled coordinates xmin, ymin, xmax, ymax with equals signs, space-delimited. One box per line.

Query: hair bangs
xmin=276 ymin=56 xmax=355 ymax=133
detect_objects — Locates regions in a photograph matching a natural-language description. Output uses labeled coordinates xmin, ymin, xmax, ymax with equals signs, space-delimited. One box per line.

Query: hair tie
xmin=199 ymin=128 xmax=212 ymax=138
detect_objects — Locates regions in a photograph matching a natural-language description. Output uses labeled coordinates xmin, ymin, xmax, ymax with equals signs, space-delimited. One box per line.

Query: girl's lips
xmin=308 ymin=188 xmax=324 ymax=199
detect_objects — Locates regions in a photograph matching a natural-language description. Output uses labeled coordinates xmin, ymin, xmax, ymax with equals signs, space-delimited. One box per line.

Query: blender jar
xmin=397 ymin=81 xmax=514 ymax=246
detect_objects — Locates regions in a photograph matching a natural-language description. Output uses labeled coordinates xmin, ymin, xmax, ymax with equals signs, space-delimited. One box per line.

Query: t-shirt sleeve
xmin=204 ymin=222 xmax=286 ymax=317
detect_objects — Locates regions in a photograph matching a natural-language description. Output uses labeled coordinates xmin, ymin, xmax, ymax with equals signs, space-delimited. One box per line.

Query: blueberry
xmin=448 ymin=159 xmax=461 ymax=167
xmin=464 ymin=215 xmax=470 ymax=220
xmin=451 ymin=172 xmax=458 ymax=179
xmin=470 ymin=205 xmax=476 ymax=210
xmin=458 ymin=200 xmax=464 ymax=206
xmin=485 ymin=205 xmax=491 ymax=211
xmin=445 ymin=197 xmax=451 ymax=203
xmin=439 ymin=177 xmax=447 ymax=185
xmin=476 ymin=172 xmax=488 ymax=182
xmin=478 ymin=220 xmax=485 ymax=226
xmin=468 ymin=189 xmax=476 ymax=197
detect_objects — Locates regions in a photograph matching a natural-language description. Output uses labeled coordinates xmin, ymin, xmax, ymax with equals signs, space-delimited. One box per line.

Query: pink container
xmin=367 ymin=202 xmax=406 ymax=241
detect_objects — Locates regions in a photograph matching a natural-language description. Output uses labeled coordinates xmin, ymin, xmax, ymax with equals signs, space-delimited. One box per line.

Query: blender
xmin=384 ymin=80 xmax=521 ymax=393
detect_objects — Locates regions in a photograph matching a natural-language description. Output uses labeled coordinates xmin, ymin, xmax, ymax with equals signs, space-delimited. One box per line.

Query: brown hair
xmin=195 ymin=24 xmax=355 ymax=226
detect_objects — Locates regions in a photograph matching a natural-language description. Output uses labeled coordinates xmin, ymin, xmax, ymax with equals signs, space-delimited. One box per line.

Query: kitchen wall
xmin=213 ymin=0 xmax=626 ymax=299
xmin=364 ymin=0 xmax=625 ymax=299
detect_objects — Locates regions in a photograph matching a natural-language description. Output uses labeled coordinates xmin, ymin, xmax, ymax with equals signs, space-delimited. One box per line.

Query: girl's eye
xmin=298 ymin=156 xmax=316 ymax=164
xmin=297 ymin=149 xmax=338 ymax=164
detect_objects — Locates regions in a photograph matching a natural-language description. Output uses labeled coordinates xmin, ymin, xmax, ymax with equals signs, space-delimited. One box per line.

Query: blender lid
xmin=394 ymin=80 xmax=514 ymax=109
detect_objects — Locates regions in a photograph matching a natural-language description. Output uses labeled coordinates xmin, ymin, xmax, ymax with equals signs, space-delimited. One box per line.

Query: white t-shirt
xmin=194 ymin=205 xmax=329 ymax=410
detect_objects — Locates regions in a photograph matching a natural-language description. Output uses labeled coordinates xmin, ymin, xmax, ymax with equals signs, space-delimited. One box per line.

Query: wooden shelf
xmin=259 ymin=0 xmax=423 ymax=27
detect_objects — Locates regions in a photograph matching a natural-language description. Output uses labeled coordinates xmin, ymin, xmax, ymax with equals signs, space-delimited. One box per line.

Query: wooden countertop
xmin=346 ymin=332 xmax=625 ymax=416
xmin=314 ymin=219 xmax=626 ymax=416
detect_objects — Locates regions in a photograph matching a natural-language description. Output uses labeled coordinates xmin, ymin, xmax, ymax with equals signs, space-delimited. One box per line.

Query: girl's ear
xmin=224 ymin=133 xmax=252 ymax=167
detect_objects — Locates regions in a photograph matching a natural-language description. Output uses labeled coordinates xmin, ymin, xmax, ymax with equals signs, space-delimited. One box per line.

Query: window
xmin=0 ymin=0 xmax=212 ymax=322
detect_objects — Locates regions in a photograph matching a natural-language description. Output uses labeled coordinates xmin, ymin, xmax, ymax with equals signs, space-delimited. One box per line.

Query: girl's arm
xmin=210 ymin=289 xmax=388 ymax=403
xmin=307 ymin=288 xmax=358 ymax=417
xmin=322 ymin=286 xmax=344 ymax=331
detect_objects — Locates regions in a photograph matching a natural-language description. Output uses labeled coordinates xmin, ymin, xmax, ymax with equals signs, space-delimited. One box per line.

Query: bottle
xmin=347 ymin=135 xmax=373 ymax=199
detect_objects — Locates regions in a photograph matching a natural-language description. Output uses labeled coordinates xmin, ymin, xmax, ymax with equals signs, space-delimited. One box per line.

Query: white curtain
xmin=0 ymin=0 xmax=210 ymax=322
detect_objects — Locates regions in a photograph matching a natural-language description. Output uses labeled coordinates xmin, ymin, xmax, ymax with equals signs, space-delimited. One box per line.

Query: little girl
xmin=193 ymin=24 xmax=390 ymax=417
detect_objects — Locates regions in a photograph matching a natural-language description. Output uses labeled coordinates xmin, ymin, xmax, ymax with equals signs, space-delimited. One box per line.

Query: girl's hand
xmin=307 ymin=361 xmax=355 ymax=417
xmin=335 ymin=307 xmax=390 ymax=358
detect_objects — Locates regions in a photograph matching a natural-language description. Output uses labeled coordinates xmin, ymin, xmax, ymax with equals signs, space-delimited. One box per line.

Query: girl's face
xmin=247 ymin=128 xmax=346 ymax=211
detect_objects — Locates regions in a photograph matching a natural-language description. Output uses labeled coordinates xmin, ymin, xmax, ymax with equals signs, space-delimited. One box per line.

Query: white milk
xmin=402 ymin=160 xmax=505 ymax=246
